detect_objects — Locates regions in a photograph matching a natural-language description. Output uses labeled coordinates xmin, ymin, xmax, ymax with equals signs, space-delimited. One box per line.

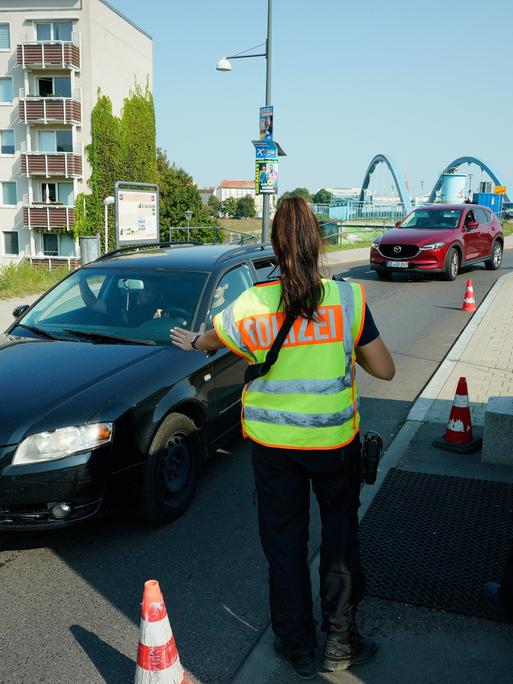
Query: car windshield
xmin=400 ymin=209 xmax=461 ymax=229
xmin=18 ymin=268 xmax=207 ymax=345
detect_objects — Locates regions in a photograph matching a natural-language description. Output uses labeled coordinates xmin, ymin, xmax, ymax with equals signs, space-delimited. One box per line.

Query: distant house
xmin=214 ymin=180 xmax=277 ymax=218
xmin=197 ymin=186 xmax=216 ymax=205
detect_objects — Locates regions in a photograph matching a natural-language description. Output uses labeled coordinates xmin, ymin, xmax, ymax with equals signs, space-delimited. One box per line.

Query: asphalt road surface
xmin=1 ymin=252 xmax=511 ymax=684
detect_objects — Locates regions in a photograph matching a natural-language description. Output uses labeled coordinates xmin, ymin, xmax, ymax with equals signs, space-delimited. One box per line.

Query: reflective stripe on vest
xmin=214 ymin=279 xmax=365 ymax=450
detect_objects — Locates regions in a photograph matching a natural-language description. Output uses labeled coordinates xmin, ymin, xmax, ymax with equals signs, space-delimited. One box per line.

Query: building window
xmin=36 ymin=22 xmax=73 ymax=43
xmin=43 ymin=232 xmax=74 ymax=257
xmin=37 ymin=76 xmax=71 ymax=98
xmin=1 ymin=181 xmax=16 ymax=206
xmin=0 ymin=129 xmax=14 ymax=155
xmin=0 ymin=24 xmax=10 ymax=51
xmin=39 ymin=182 xmax=74 ymax=205
xmin=39 ymin=130 xmax=73 ymax=153
xmin=0 ymin=77 xmax=13 ymax=104
xmin=4 ymin=231 xmax=18 ymax=255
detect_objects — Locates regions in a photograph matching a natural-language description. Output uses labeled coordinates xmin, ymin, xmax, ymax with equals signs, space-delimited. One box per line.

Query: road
xmin=0 ymin=253 xmax=511 ymax=684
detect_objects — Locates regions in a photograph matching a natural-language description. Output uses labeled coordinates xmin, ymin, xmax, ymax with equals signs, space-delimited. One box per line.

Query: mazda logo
xmin=394 ymin=246 xmax=402 ymax=253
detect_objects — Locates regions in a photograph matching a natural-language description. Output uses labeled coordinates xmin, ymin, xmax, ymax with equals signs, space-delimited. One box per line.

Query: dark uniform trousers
xmin=251 ymin=436 xmax=365 ymax=648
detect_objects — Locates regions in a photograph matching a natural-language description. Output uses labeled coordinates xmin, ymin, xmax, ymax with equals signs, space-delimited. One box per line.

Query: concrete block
xmin=481 ymin=396 xmax=513 ymax=466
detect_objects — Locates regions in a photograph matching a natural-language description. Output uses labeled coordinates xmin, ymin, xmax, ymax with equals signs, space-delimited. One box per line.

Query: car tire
xmin=376 ymin=270 xmax=392 ymax=280
xmin=442 ymin=247 xmax=459 ymax=281
xmin=140 ymin=413 xmax=202 ymax=524
xmin=485 ymin=240 xmax=503 ymax=271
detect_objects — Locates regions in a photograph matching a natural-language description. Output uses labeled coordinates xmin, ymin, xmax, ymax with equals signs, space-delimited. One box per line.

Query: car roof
xmin=415 ymin=204 xmax=485 ymax=210
xmin=84 ymin=243 xmax=274 ymax=271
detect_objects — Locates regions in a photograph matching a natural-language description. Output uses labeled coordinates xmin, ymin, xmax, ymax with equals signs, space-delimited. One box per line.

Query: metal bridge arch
xmin=428 ymin=156 xmax=510 ymax=203
xmin=359 ymin=154 xmax=412 ymax=211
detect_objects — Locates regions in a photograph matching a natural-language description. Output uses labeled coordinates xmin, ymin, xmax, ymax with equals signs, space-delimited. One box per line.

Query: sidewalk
xmin=234 ymin=271 xmax=513 ymax=683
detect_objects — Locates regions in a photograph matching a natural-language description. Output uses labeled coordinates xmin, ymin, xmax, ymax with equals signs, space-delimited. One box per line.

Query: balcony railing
xmin=21 ymin=152 xmax=83 ymax=179
xmin=17 ymin=33 xmax=81 ymax=71
xmin=24 ymin=205 xmax=75 ymax=231
xmin=19 ymin=89 xmax=82 ymax=125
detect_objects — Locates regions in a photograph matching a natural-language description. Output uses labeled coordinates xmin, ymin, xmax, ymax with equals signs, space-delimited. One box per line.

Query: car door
xmin=207 ymin=263 xmax=254 ymax=439
xmin=462 ymin=209 xmax=481 ymax=261
xmin=475 ymin=207 xmax=492 ymax=256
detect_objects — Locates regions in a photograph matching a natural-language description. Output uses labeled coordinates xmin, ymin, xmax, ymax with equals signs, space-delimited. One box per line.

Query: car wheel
xmin=141 ymin=413 xmax=202 ymax=524
xmin=442 ymin=248 xmax=459 ymax=281
xmin=376 ymin=270 xmax=392 ymax=280
xmin=485 ymin=241 xmax=503 ymax=271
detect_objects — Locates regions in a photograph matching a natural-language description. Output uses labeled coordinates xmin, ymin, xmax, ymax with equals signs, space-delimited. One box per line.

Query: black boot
xmin=322 ymin=626 xmax=377 ymax=672
xmin=273 ymin=637 xmax=316 ymax=680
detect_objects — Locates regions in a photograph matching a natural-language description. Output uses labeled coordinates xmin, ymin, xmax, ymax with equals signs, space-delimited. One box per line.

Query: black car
xmin=0 ymin=242 xmax=277 ymax=529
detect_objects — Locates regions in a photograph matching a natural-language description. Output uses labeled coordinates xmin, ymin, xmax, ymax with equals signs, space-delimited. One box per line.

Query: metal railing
xmin=168 ymin=226 xmax=258 ymax=244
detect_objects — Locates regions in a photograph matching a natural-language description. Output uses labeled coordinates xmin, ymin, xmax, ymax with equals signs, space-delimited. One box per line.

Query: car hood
xmin=379 ymin=228 xmax=458 ymax=245
xmin=0 ymin=334 xmax=173 ymax=446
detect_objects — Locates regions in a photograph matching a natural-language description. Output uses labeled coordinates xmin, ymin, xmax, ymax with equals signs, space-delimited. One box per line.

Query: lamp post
xmin=103 ymin=195 xmax=115 ymax=254
xmin=184 ymin=209 xmax=193 ymax=240
xmin=217 ymin=0 xmax=273 ymax=242
xmin=468 ymin=173 xmax=473 ymax=200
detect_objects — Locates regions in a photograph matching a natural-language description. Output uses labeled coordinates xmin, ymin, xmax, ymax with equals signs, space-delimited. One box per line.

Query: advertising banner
xmin=116 ymin=188 xmax=158 ymax=245
xmin=259 ymin=105 xmax=273 ymax=140
xmin=253 ymin=139 xmax=278 ymax=160
xmin=256 ymin=159 xmax=278 ymax=194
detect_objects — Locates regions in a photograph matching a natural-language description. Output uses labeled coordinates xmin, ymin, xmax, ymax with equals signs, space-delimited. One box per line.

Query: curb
xmin=232 ymin=270 xmax=509 ymax=683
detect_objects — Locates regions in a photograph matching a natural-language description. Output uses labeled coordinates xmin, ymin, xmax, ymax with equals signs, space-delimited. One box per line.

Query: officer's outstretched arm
xmin=355 ymin=337 xmax=395 ymax=381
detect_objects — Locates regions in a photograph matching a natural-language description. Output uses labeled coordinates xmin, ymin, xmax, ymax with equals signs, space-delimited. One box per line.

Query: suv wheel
xmin=442 ymin=247 xmax=459 ymax=281
xmin=141 ymin=413 xmax=202 ymax=523
xmin=376 ymin=270 xmax=392 ymax=280
xmin=485 ymin=241 xmax=503 ymax=271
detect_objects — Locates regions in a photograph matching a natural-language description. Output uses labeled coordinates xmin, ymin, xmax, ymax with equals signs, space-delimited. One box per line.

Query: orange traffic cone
xmin=135 ymin=580 xmax=189 ymax=684
xmin=432 ymin=377 xmax=482 ymax=454
xmin=462 ymin=279 xmax=476 ymax=312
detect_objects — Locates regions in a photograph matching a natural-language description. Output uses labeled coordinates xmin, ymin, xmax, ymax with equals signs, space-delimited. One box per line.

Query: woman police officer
xmin=171 ymin=197 xmax=394 ymax=678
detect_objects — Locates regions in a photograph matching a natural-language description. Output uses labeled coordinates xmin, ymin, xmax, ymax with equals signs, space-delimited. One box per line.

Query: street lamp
xmin=184 ymin=210 xmax=193 ymax=228
xmin=217 ymin=0 xmax=273 ymax=242
xmin=103 ymin=196 xmax=115 ymax=254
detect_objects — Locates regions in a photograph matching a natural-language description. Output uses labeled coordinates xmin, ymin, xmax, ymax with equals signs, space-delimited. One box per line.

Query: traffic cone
xmin=462 ymin=279 xmax=476 ymax=312
xmin=135 ymin=580 xmax=189 ymax=684
xmin=432 ymin=377 xmax=482 ymax=454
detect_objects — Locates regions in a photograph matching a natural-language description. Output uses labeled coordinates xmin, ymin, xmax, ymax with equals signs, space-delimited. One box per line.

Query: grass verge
xmin=0 ymin=260 xmax=67 ymax=300
xmin=502 ymin=221 xmax=513 ymax=237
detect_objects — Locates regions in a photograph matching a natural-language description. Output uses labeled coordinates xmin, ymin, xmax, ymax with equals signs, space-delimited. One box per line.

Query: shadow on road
xmin=70 ymin=625 xmax=135 ymax=683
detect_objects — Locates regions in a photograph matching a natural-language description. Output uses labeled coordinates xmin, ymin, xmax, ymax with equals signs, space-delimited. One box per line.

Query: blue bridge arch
xmin=359 ymin=154 xmax=412 ymax=211
xmin=428 ymin=156 xmax=510 ymax=203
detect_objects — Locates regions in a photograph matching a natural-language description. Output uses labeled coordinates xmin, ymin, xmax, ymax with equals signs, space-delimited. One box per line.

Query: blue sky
xmin=112 ymin=0 xmax=512 ymax=196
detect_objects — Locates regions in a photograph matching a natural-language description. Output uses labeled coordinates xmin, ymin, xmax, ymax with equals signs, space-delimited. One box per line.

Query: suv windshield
xmin=400 ymin=209 xmax=461 ymax=229
xmin=18 ymin=268 xmax=207 ymax=345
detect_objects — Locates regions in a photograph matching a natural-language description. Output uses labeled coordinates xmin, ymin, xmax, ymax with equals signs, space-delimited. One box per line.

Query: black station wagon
xmin=0 ymin=243 xmax=277 ymax=529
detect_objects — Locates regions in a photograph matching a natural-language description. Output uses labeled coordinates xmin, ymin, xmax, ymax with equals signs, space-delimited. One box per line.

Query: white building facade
xmin=0 ymin=0 xmax=152 ymax=266
xmin=214 ymin=179 xmax=277 ymax=218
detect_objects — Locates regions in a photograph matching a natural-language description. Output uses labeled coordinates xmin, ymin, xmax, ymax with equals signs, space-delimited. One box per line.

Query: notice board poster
xmin=117 ymin=190 xmax=158 ymax=244
xmin=256 ymin=159 xmax=278 ymax=194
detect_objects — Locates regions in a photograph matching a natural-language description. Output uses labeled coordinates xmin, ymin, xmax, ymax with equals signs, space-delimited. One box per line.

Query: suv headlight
xmin=420 ymin=242 xmax=446 ymax=250
xmin=371 ymin=241 xmax=380 ymax=249
xmin=13 ymin=423 xmax=113 ymax=465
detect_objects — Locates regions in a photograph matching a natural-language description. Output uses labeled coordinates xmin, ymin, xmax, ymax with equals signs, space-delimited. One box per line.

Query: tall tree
xmin=312 ymin=188 xmax=333 ymax=204
xmin=236 ymin=195 xmax=256 ymax=218
xmin=278 ymin=187 xmax=312 ymax=206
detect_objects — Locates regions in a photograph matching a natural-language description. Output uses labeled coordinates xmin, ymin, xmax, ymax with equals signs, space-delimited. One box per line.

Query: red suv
xmin=370 ymin=204 xmax=504 ymax=281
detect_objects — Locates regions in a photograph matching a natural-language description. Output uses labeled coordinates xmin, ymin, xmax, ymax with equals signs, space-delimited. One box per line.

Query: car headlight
xmin=13 ymin=423 xmax=113 ymax=465
xmin=420 ymin=242 xmax=446 ymax=250
xmin=371 ymin=241 xmax=380 ymax=249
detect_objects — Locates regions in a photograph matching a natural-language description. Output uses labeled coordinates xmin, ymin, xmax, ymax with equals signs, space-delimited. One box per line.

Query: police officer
xmin=171 ymin=197 xmax=395 ymax=679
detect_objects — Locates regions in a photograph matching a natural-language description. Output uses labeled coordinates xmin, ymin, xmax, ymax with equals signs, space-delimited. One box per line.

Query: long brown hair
xmin=271 ymin=197 xmax=324 ymax=320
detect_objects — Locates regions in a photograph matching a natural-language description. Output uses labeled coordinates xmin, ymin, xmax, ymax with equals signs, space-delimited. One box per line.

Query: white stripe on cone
xmin=452 ymin=394 xmax=470 ymax=408
xmin=447 ymin=418 xmax=468 ymax=433
xmin=139 ymin=616 xmax=173 ymax=648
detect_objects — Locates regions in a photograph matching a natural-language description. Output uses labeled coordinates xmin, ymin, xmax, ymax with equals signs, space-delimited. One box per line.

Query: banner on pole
xmin=259 ymin=105 xmax=273 ymax=140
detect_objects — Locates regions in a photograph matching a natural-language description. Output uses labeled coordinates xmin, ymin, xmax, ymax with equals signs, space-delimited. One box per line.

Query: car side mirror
xmin=12 ymin=304 xmax=29 ymax=319
xmin=465 ymin=220 xmax=479 ymax=230
xmin=395 ymin=221 xmax=402 ymax=227
xmin=332 ymin=273 xmax=346 ymax=282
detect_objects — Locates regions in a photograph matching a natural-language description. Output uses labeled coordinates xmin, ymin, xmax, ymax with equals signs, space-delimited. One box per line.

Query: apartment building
xmin=214 ymin=179 xmax=277 ymax=219
xmin=0 ymin=0 xmax=152 ymax=266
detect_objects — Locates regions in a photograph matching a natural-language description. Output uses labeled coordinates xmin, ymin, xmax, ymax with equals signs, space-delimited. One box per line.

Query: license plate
xmin=386 ymin=260 xmax=408 ymax=268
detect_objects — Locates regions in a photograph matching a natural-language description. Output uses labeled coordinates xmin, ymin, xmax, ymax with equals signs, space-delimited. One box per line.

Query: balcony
xmin=21 ymin=152 xmax=83 ymax=179
xmin=17 ymin=34 xmax=81 ymax=71
xmin=24 ymin=205 xmax=75 ymax=231
xmin=19 ymin=90 xmax=82 ymax=125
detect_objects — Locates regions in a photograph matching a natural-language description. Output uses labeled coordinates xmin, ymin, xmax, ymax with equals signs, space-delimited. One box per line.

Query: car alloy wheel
xmin=442 ymin=247 xmax=459 ymax=281
xmin=485 ymin=241 xmax=503 ymax=271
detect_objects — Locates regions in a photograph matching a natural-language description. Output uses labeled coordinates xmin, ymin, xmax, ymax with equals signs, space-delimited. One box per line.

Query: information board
xmin=116 ymin=187 xmax=159 ymax=246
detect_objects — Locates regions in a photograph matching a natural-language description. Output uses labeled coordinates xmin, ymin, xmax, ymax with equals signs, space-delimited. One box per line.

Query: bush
xmin=0 ymin=260 xmax=66 ymax=300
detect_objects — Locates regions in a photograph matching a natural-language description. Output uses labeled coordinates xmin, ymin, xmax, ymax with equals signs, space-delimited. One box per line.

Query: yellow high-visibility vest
xmin=214 ymin=278 xmax=366 ymax=450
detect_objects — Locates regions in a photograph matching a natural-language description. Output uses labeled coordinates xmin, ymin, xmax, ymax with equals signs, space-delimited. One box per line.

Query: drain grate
xmin=360 ymin=468 xmax=513 ymax=622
